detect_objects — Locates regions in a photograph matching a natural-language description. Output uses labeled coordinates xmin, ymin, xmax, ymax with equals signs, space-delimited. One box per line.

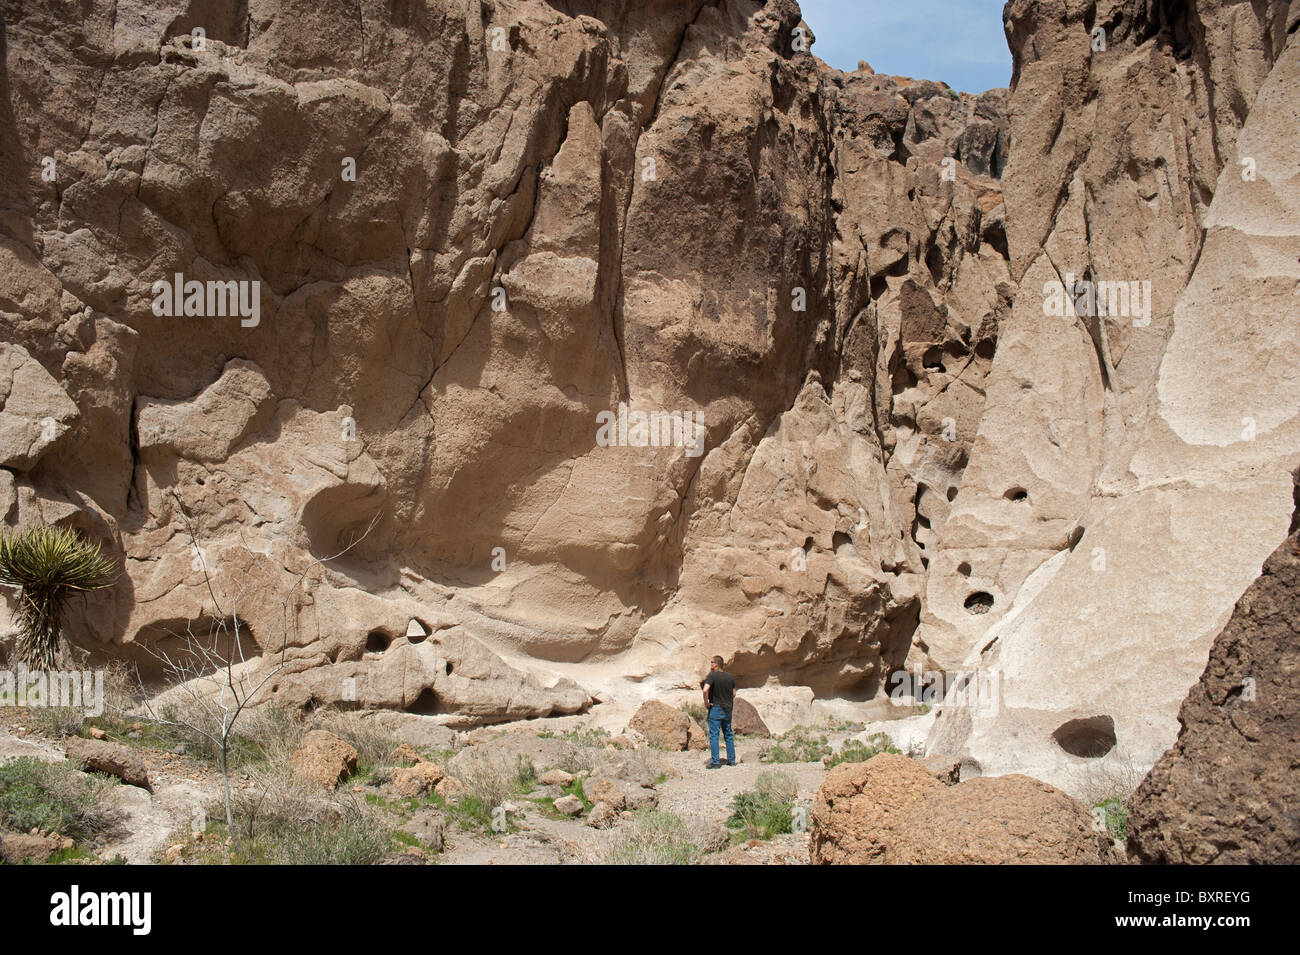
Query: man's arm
xmin=702 ymin=673 xmax=713 ymax=708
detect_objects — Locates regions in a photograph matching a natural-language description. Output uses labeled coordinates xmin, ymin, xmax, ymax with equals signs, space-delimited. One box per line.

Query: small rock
xmin=538 ymin=768 xmax=574 ymax=787
xmin=400 ymin=809 xmax=446 ymax=851
xmin=586 ymin=801 xmax=618 ymax=830
xmin=127 ymin=731 xmax=142 ymax=740
xmin=435 ymin=776 xmax=465 ymax=802
xmin=289 ymin=730 xmax=358 ymax=791
xmin=87 ymin=726 xmax=107 ymax=740
xmin=553 ymin=794 xmax=584 ymax=816
xmin=582 ymin=777 xmax=626 ymax=812
xmin=392 ymin=761 xmax=445 ymax=798
xmin=64 ymin=736 xmax=152 ymax=791
xmin=392 ymin=743 xmax=422 ymax=765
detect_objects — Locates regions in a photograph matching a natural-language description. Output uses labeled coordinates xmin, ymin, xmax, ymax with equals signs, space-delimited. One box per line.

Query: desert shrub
xmin=726 ymin=770 xmax=798 ymax=840
xmin=154 ymin=697 xmax=301 ymax=768
xmin=552 ymin=741 xmax=604 ymax=776
xmin=213 ymin=769 xmax=394 ymax=865
xmin=29 ymin=704 xmax=88 ymax=739
xmin=1094 ymin=797 xmax=1129 ymax=842
xmin=760 ymin=725 xmax=831 ymax=763
xmin=679 ymin=702 xmax=706 ymax=723
xmin=825 ymin=733 xmax=900 ymax=768
xmin=605 ymin=810 xmax=701 ymax=865
xmin=1065 ymin=750 xmax=1144 ymax=844
xmin=456 ymin=751 xmax=535 ymax=814
xmin=0 ymin=756 xmax=121 ymax=843
xmin=0 ymin=526 xmax=116 ymax=669
xmin=560 ymin=725 xmax=610 ymax=748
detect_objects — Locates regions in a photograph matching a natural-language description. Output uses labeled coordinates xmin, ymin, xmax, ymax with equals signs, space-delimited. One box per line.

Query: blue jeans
xmin=708 ymin=705 xmax=735 ymax=765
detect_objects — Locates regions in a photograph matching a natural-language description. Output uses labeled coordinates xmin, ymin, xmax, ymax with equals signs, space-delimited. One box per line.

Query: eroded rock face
xmin=0 ymin=0 xmax=1007 ymax=724
xmin=1127 ymin=471 xmax=1300 ymax=864
xmin=921 ymin=0 xmax=1300 ymax=798
xmin=11 ymin=0 xmax=1291 ymax=813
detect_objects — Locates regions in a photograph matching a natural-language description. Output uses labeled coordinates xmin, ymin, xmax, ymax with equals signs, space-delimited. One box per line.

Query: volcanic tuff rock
xmin=1126 ymin=470 xmax=1300 ymax=864
xmin=0 ymin=0 xmax=1007 ymax=728
xmin=809 ymin=752 xmax=1112 ymax=864
xmin=921 ymin=0 xmax=1300 ymax=795
xmin=1 ymin=0 xmax=1295 ymax=809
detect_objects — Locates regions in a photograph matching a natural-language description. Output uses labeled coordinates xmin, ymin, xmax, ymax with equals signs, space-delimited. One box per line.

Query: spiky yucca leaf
xmin=0 ymin=526 xmax=116 ymax=669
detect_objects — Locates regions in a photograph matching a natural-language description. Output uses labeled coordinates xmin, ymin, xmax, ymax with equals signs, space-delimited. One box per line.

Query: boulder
xmin=435 ymin=776 xmax=465 ymax=802
xmin=883 ymin=775 xmax=1112 ymax=864
xmin=0 ymin=830 xmax=64 ymax=863
xmin=627 ymin=700 xmax=693 ymax=751
xmin=810 ymin=753 xmax=944 ymax=864
xmin=581 ymin=777 xmax=626 ymax=812
xmin=289 ymin=730 xmax=357 ymax=791
xmin=400 ymin=809 xmax=445 ymax=851
xmin=64 ymin=736 xmax=152 ymax=791
xmin=392 ymin=761 xmax=445 ymax=798
xmin=553 ymin=794 xmax=584 ymax=816
xmin=539 ymin=768 xmax=574 ymax=787
xmin=586 ymin=802 xmax=618 ymax=830
xmin=731 ymin=698 xmax=771 ymax=737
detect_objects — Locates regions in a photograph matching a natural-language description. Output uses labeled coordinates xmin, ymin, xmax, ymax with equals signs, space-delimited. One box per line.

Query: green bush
xmin=0 ymin=756 xmax=121 ymax=844
xmin=760 ymin=725 xmax=831 ymax=763
xmin=825 ymin=733 xmax=900 ymax=768
xmin=726 ymin=770 xmax=798 ymax=840
xmin=605 ymin=810 xmax=701 ymax=865
xmin=1095 ymin=797 xmax=1129 ymax=842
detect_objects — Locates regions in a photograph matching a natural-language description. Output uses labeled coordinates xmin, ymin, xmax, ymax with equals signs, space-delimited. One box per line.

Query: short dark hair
xmin=711 ymin=655 xmax=724 ymax=668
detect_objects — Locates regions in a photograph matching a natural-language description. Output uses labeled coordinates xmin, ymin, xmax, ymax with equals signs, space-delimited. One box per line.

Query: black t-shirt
xmin=703 ymin=670 xmax=735 ymax=713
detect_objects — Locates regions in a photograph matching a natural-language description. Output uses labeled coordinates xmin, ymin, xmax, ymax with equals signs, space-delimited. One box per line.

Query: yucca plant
xmin=0 ymin=526 xmax=116 ymax=669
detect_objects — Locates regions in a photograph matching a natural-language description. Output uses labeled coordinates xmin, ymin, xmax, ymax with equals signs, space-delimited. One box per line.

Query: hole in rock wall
xmin=946 ymin=486 xmax=958 ymax=502
xmin=1051 ymin=715 xmax=1117 ymax=758
xmin=964 ymin=591 xmax=994 ymax=614
xmin=365 ymin=630 xmax=391 ymax=654
xmin=1067 ymin=525 xmax=1085 ymax=550
xmin=408 ymin=687 xmax=441 ymax=715
xmin=127 ymin=616 xmax=256 ymax=689
xmin=956 ymin=561 xmax=972 ymax=577
xmin=1004 ymin=487 xmax=1028 ymax=502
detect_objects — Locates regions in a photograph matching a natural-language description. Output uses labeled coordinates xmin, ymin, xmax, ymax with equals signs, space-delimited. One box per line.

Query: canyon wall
xmin=1 ymin=0 xmax=1296 ymax=802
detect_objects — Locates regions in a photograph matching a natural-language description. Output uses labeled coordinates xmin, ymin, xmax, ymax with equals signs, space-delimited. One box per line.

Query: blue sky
xmin=797 ymin=0 xmax=1012 ymax=93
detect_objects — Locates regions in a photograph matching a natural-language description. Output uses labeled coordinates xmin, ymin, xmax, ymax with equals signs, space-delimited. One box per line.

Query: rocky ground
xmin=1 ymin=688 xmax=1132 ymax=865
xmin=0 ymin=701 xmax=864 ymax=866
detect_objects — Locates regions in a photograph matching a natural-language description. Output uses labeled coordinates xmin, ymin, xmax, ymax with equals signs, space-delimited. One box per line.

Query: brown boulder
xmin=392 ymin=762 xmax=445 ymax=798
xmin=628 ymin=700 xmax=694 ymax=751
xmin=0 ymin=830 xmax=64 ymax=863
xmin=810 ymin=754 xmax=944 ymax=864
xmin=884 ymin=775 xmax=1112 ymax=865
xmin=289 ymin=730 xmax=358 ymax=791
xmin=64 ymin=736 xmax=152 ymax=791
xmin=581 ymin=777 xmax=626 ymax=812
xmin=731 ymin=698 xmax=771 ymax=738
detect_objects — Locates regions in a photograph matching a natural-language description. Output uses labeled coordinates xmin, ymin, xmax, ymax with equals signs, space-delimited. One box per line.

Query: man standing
xmin=701 ymin=655 xmax=736 ymax=769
